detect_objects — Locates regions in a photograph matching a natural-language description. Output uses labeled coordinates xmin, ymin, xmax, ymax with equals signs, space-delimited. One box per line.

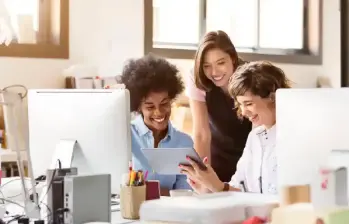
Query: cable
xmin=42 ymin=160 xmax=62 ymax=224
xmin=39 ymin=202 xmax=52 ymax=224
xmin=57 ymin=159 xmax=62 ymax=170
xmin=7 ymin=183 xmax=39 ymax=199
xmin=1 ymin=85 xmax=28 ymax=99
xmin=0 ymin=197 xmax=24 ymax=219
xmin=1 ymin=162 xmax=59 ymax=222
xmin=39 ymin=163 xmax=59 ymax=204
xmin=5 ymin=215 xmax=25 ymax=224
xmin=0 ymin=178 xmax=30 ymax=190
xmin=0 ymin=198 xmax=24 ymax=208
xmin=54 ymin=208 xmax=69 ymax=224
xmin=39 ymin=168 xmax=56 ymax=209
xmin=0 ymin=178 xmax=42 ymax=199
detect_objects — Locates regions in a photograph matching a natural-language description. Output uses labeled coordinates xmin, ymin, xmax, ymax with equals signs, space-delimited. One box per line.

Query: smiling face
xmin=140 ymin=91 xmax=172 ymax=132
xmin=202 ymin=48 xmax=234 ymax=88
xmin=236 ymin=91 xmax=276 ymax=128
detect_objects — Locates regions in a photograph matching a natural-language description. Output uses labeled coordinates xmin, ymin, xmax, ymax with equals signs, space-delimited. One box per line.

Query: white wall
xmin=0 ymin=0 xmax=340 ymax=149
xmin=0 ymin=0 xmax=341 ymax=90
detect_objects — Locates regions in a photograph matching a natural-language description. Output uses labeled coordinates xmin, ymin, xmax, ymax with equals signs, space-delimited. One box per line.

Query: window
xmin=152 ymin=0 xmax=202 ymax=50
xmin=0 ymin=0 xmax=69 ymax=58
xmin=144 ymin=0 xmax=322 ymax=64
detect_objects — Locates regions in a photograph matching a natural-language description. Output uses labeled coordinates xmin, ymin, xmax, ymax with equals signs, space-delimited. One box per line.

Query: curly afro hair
xmin=121 ymin=53 xmax=185 ymax=112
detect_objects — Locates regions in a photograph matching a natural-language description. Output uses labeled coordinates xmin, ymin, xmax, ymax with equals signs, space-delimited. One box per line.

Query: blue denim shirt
xmin=131 ymin=114 xmax=193 ymax=190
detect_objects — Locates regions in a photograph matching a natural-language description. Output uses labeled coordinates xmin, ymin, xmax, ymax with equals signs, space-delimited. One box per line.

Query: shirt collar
xmin=266 ymin=124 xmax=276 ymax=134
xmin=255 ymin=124 xmax=276 ymax=137
xmin=133 ymin=114 xmax=174 ymax=139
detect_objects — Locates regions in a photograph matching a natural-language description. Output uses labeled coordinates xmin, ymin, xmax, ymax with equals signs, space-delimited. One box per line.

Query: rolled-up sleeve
xmin=228 ymin=135 xmax=252 ymax=189
xmin=184 ymin=69 xmax=206 ymax=102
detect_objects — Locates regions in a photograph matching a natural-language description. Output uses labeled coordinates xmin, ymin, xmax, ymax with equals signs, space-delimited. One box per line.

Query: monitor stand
xmin=50 ymin=139 xmax=78 ymax=169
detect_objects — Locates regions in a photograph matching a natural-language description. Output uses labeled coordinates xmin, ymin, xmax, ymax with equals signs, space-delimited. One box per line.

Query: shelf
xmin=0 ymin=149 xmax=27 ymax=163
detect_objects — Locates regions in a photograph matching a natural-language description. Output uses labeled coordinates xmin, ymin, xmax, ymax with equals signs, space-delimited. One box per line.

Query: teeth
xmin=212 ymin=75 xmax=224 ymax=81
xmin=153 ymin=118 xmax=165 ymax=123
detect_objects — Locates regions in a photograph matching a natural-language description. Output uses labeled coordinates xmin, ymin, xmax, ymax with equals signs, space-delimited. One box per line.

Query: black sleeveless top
xmin=205 ymin=85 xmax=252 ymax=182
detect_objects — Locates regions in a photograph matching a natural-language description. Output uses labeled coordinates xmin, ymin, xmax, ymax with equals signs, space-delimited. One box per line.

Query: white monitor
xmin=27 ymin=89 xmax=132 ymax=194
xmin=276 ymin=88 xmax=349 ymax=205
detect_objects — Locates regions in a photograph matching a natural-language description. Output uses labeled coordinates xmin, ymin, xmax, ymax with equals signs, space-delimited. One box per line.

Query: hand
xmin=179 ymin=156 xmax=224 ymax=192
xmin=186 ymin=177 xmax=211 ymax=194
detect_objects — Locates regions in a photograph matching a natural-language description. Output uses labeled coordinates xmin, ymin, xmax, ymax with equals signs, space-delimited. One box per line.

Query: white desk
xmin=112 ymin=212 xmax=140 ymax=224
xmin=1 ymin=177 xmax=140 ymax=224
xmin=2 ymin=203 xmax=140 ymax=224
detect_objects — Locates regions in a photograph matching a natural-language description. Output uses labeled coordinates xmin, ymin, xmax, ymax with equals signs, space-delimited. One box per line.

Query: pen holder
xmin=120 ymin=185 xmax=146 ymax=219
xmin=146 ymin=180 xmax=160 ymax=200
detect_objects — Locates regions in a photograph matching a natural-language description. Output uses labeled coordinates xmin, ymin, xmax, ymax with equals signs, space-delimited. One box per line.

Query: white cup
xmin=169 ymin=189 xmax=193 ymax=197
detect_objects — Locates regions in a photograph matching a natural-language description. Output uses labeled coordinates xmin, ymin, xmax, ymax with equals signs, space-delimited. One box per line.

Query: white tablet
xmin=141 ymin=148 xmax=206 ymax=175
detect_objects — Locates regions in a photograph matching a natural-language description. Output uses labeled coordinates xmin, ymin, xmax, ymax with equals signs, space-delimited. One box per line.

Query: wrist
xmin=211 ymin=181 xmax=225 ymax=193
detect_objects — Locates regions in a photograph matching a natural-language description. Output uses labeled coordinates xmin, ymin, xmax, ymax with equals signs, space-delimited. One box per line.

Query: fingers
xmin=187 ymin=178 xmax=195 ymax=185
xmin=202 ymin=156 xmax=213 ymax=170
xmin=179 ymin=164 xmax=194 ymax=176
xmin=186 ymin=178 xmax=199 ymax=192
xmin=185 ymin=156 xmax=200 ymax=170
xmin=180 ymin=169 xmax=189 ymax=176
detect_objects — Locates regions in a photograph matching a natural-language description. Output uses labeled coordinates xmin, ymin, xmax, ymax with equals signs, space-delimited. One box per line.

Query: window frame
xmin=0 ymin=0 xmax=69 ymax=59
xmin=144 ymin=0 xmax=322 ymax=65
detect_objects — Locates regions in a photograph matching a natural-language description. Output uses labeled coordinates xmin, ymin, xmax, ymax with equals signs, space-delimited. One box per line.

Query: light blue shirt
xmin=131 ymin=114 xmax=193 ymax=190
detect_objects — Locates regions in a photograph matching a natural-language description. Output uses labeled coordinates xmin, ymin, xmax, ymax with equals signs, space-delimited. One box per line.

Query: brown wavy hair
xmin=228 ymin=61 xmax=291 ymax=118
xmin=193 ymin=30 xmax=245 ymax=91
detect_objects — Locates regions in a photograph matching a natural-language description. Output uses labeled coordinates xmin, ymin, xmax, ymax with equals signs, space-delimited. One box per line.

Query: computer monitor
xmin=27 ymin=89 xmax=131 ymax=194
xmin=276 ymin=88 xmax=349 ymax=206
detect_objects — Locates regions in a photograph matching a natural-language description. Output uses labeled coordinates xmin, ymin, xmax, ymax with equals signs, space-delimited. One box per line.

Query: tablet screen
xmin=141 ymin=148 xmax=205 ymax=175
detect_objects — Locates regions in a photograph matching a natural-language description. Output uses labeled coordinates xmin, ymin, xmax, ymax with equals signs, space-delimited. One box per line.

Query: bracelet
xmin=222 ymin=182 xmax=230 ymax=192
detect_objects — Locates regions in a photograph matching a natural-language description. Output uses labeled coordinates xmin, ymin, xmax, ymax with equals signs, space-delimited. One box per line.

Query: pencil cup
xmin=145 ymin=180 xmax=160 ymax=200
xmin=120 ymin=185 xmax=146 ymax=219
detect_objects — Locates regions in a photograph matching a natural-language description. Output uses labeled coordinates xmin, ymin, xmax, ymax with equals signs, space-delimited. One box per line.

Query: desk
xmin=2 ymin=204 xmax=140 ymax=224
xmin=3 ymin=204 xmax=140 ymax=224
xmin=112 ymin=212 xmax=140 ymax=224
xmin=1 ymin=177 xmax=141 ymax=224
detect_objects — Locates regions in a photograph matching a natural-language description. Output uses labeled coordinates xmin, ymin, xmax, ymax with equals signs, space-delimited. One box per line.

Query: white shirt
xmin=229 ymin=125 xmax=277 ymax=194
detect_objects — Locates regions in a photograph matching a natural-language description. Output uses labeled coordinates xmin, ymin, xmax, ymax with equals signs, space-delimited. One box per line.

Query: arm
xmin=189 ymin=99 xmax=211 ymax=163
xmin=210 ymin=136 xmax=252 ymax=193
xmin=185 ymin=69 xmax=211 ymax=162
xmin=226 ymin=153 xmax=248 ymax=192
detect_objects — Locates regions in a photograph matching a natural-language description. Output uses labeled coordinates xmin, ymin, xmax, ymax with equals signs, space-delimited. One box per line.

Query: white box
xmin=312 ymin=166 xmax=348 ymax=209
xmin=140 ymin=192 xmax=278 ymax=224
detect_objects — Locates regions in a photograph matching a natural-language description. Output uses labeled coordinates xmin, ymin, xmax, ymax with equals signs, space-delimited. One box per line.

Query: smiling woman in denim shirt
xmin=121 ymin=53 xmax=193 ymax=195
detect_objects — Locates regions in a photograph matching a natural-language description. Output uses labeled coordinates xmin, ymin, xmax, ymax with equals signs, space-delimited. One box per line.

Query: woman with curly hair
xmin=121 ymin=53 xmax=193 ymax=195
